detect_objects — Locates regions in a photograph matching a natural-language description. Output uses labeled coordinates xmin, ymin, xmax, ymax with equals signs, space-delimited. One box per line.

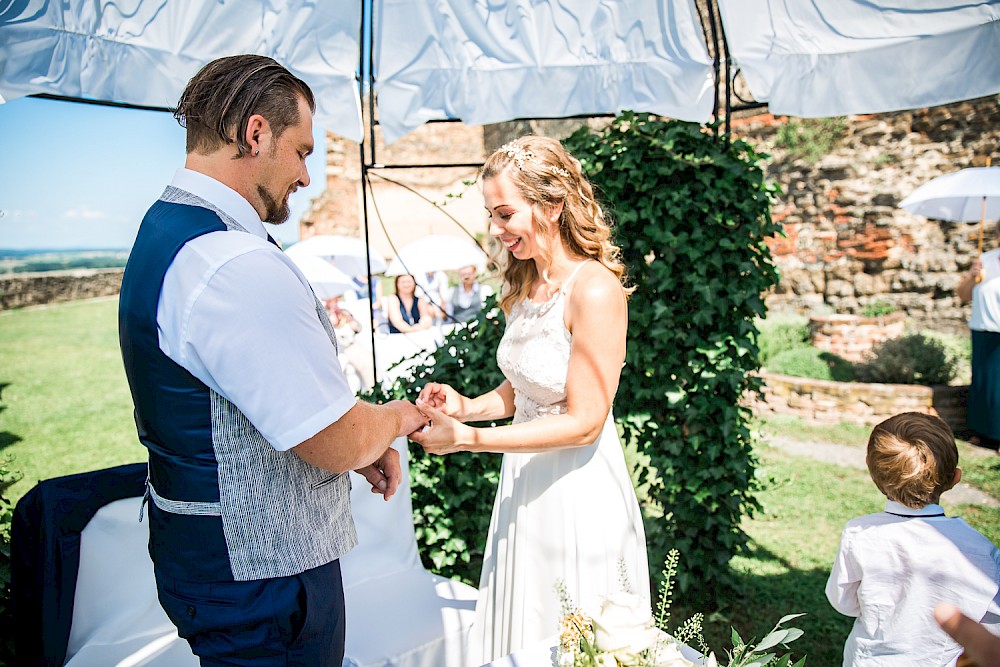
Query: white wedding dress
xmin=468 ymin=264 xmax=650 ymax=665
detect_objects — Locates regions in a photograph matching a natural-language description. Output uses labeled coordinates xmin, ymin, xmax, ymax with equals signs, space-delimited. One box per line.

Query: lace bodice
xmin=496 ymin=263 xmax=589 ymax=423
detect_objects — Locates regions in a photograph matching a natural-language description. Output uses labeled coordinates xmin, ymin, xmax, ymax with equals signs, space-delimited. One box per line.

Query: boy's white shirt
xmin=827 ymin=499 xmax=1000 ymax=666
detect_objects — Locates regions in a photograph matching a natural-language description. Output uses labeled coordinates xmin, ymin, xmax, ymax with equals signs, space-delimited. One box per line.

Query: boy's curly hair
xmin=867 ymin=412 xmax=958 ymax=508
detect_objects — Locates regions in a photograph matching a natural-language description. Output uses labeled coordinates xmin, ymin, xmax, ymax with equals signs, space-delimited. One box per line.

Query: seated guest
xmin=447 ymin=265 xmax=493 ymax=323
xmin=826 ymin=412 xmax=1000 ymax=666
xmin=387 ymin=274 xmax=434 ymax=334
xmin=417 ymin=270 xmax=449 ymax=322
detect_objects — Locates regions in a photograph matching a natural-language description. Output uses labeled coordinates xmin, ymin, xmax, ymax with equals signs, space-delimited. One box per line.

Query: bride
xmin=410 ymin=136 xmax=649 ymax=663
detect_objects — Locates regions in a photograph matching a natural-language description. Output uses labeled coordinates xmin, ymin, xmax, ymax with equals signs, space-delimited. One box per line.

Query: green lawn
xmin=0 ymin=297 xmax=143 ymax=502
xmin=2 ymin=298 xmax=997 ymax=665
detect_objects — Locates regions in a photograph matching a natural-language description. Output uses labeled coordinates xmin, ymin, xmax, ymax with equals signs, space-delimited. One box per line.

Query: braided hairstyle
xmin=481 ymin=136 xmax=631 ymax=314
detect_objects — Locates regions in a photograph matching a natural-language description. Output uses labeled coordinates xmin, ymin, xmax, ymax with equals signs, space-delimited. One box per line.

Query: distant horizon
xmin=0 ymin=247 xmax=130 ymax=256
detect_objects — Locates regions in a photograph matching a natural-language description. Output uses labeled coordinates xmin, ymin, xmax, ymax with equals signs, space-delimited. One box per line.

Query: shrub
xmin=0 ymin=456 xmax=23 ymax=666
xmin=855 ymin=333 xmax=957 ymax=386
xmin=768 ymin=347 xmax=856 ymax=382
xmin=756 ymin=315 xmax=810 ymax=366
xmin=920 ymin=330 xmax=972 ymax=384
xmin=773 ymin=117 xmax=848 ymax=163
xmin=565 ymin=113 xmax=781 ymax=598
xmin=861 ymin=300 xmax=897 ymax=318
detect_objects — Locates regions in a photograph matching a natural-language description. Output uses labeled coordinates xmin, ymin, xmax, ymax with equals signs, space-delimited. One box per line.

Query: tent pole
xmin=360 ymin=0 xmax=379 ymax=385
xmin=980 ymin=156 xmax=993 ymax=257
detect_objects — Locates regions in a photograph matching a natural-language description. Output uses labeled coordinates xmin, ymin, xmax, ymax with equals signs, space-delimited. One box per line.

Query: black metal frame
xmin=354 ymin=0 xmax=763 ymax=382
xmin=24 ymin=1 xmax=764 ymax=385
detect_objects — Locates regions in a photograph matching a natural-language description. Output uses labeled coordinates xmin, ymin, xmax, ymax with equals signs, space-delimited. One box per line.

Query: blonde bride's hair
xmin=481 ymin=136 xmax=631 ymax=314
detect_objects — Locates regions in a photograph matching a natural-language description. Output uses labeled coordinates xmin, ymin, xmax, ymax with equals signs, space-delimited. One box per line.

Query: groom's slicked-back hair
xmin=175 ymin=54 xmax=315 ymax=157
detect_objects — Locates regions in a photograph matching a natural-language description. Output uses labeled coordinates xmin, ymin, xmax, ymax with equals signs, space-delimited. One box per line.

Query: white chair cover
xmin=64 ymin=439 xmax=476 ymax=666
xmin=341 ymin=438 xmax=478 ymax=667
xmin=64 ymin=496 xmax=198 ymax=666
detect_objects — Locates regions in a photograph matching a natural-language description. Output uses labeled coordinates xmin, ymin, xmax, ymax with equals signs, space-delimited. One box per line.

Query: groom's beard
xmin=257 ymin=185 xmax=291 ymax=225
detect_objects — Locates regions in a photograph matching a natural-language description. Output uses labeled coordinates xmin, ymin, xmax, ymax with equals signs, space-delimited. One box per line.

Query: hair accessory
xmin=498 ymin=142 xmax=570 ymax=178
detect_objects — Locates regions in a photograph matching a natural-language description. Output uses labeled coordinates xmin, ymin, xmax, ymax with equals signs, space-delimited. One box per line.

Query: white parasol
xmin=384 ymin=234 xmax=488 ymax=277
xmin=285 ymin=235 xmax=387 ymax=277
xmin=287 ymin=253 xmax=356 ymax=300
xmin=899 ymin=163 xmax=1000 ymax=255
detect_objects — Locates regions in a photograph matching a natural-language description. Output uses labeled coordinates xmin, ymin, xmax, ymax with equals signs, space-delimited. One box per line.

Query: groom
xmin=118 ymin=55 xmax=426 ymax=666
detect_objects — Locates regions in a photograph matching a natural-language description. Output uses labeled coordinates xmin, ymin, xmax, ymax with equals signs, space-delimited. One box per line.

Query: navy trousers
xmin=155 ymin=559 xmax=345 ymax=667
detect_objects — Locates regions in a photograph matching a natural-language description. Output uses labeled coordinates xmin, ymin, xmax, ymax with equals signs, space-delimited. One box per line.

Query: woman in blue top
xmin=387 ymin=274 xmax=434 ymax=333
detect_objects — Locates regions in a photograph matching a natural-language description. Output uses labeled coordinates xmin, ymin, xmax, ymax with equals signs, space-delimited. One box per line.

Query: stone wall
xmin=749 ymin=371 xmax=969 ymax=435
xmin=0 ymin=268 xmax=124 ymax=310
xmin=735 ymin=94 xmax=1000 ymax=334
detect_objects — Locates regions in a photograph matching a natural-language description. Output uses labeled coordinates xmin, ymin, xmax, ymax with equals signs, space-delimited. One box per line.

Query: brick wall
xmin=735 ymin=94 xmax=1000 ymax=334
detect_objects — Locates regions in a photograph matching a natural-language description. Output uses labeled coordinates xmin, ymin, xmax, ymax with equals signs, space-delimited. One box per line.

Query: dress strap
xmin=559 ymin=260 xmax=592 ymax=294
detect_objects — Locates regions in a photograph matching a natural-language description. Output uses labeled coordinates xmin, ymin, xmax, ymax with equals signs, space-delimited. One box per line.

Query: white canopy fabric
xmin=718 ymin=0 xmax=1000 ymax=119
xmin=0 ymin=0 xmax=364 ymax=141
xmin=2 ymin=1 xmax=999 ymax=143
xmin=372 ymin=0 xmax=715 ymax=143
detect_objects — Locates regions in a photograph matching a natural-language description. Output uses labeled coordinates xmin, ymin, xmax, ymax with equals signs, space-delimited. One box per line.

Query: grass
xmin=670 ymin=446 xmax=879 ymax=666
xmin=2 ymin=299 xmax=998 ymax=664
xmin=0 ymin=297 xmax=143 ymax=502
xmin=668 ymin=415 xmax=1000 ymax=665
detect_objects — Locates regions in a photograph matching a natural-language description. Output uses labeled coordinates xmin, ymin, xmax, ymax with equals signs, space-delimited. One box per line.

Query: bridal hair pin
xmin=499 ymin=142 xmax=570 ymax=178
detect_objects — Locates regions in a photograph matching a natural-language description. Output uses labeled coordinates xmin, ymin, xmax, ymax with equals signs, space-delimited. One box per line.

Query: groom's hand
xmin=355 ymin=446 xmax=402 ymax=501
xmin=387 ymin=399 xmax=429 ymax=437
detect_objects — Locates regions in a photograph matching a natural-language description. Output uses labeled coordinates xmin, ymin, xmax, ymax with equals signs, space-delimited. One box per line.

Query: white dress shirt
xmin=157 ymin=169 xmax=357 ymax=452
xmin=826 ymin=500 xmax=1000 ymax=666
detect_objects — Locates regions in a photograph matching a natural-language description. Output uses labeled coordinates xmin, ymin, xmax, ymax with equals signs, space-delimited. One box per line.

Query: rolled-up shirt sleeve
xmin=163 ymin=241 xmax=357 ymax=451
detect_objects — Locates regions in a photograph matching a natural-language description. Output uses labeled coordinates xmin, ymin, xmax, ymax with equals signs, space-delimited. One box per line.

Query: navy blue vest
xmin=119 ymin=200 xmax=233 ymax=579
xmin=120 ymin=195 xmax=357 ymax=583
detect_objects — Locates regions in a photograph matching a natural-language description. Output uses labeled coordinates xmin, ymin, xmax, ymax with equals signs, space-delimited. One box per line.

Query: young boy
xmin=826 ymin=412 xmax=1000 ymax=666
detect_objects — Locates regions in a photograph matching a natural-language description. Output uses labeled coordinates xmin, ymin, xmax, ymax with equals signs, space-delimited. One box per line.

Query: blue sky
xmin=0 ymin=96 xmax=327 ymax=251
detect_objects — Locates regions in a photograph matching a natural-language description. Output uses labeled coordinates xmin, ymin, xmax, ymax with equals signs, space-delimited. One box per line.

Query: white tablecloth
xmin=374 ymin=324 xmax=458 ymax=386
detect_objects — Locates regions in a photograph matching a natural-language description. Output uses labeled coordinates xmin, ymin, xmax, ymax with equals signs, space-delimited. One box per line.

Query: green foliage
xmin=563 ymin=113 xmax=782 ymax=598
xmin=855 ymin=333 xmax=957 ymax=386
xmin=0 ymin=454 xmax=23 ymax=666
xmin=773 ymin=117 xmax=848 ymax=163
xmin=768 ymin=347 xmax=856 ymax=382
xmin=860 ymin=300 xmax=897 ymax=318
xmin=756 ymin=315 xmax=810 ymax=366
xmin=360 ymin=299 xmax=507 ymax=584
xmin=920 ymin=329 xmax=972 ymax=384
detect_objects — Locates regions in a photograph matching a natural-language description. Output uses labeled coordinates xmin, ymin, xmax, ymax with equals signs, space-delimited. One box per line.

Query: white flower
xmin=591 ymin=592 xmax=662 ymax=663
xmin=647 ymin=639 xmax=700 ymax=667
xmin=597 ymin=654 xmax=619 ymax=667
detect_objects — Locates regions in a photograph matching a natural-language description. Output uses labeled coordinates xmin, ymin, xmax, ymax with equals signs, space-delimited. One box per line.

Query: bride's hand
xmin=417 ymin=382 xmax=466 ymax=418
xmin=410 ymin=400 xmax=472 ymax=455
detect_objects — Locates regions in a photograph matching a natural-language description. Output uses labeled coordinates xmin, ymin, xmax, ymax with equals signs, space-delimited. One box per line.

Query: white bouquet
xmin=556 ymin=551 xmax=805 ymax=667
